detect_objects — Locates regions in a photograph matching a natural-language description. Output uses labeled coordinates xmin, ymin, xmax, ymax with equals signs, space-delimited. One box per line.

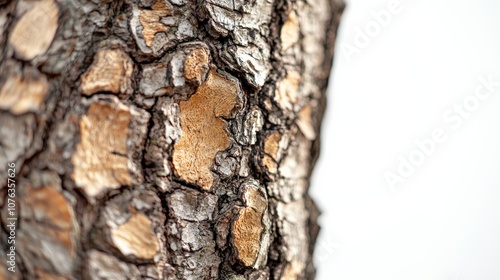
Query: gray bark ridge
xmin=0 ymin=0 xmax=344 ymax=279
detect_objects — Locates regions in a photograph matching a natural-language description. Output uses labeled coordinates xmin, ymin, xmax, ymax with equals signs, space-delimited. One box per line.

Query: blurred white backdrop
xmin=310 ymin=0 xmax=500 ymax=279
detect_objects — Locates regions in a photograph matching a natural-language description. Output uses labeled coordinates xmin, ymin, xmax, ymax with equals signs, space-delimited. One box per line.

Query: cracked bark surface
xmin=0 ymin=0 xmax=343 ymax=279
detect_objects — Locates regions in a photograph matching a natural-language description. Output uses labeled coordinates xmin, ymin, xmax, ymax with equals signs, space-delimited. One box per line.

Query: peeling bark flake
xmin=138 ymin=1 xmax=172 ymax=47
xmin=71 ymin=102 xmax=131 ymax=198
xmin=184 ymin=48 xmax=210 ymax=84
xmin=0 ymin=75 xmax=49 ymax=114
xmin=110 ymin=213 xmax=160 ymax=260
xmin=80 ymin=49 xmax=134 ymax=96
xmin=280 ymin=11 xmax=300 ymax=50
xmin=232 ymin=180 xmax=270 ymax=268
xmin=9 ymin=0 xmax=59 ymax=60
xmin=263 ymin=131 xmax=282 ymax=174
xmin=276 ymin=71 xmax=301 ymax=111
xmin=172 ymin=69 xmax=240 ymax=190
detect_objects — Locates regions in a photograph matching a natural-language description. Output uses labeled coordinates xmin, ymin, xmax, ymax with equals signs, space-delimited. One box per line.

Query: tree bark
xmin=0 ymin=0 xmax=343 ymax=279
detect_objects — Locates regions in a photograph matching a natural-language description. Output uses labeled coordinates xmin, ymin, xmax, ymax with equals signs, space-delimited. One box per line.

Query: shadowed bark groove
xmin=0 ymin=0 xmax=344 ymax=279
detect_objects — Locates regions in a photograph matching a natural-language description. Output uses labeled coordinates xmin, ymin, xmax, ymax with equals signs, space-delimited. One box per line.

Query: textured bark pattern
xmin=0 ymin=0 xmax=343 ymax=279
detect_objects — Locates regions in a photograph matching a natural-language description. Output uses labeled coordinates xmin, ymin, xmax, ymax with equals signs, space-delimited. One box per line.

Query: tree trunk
xmin=0 ymin=0 xmax=343 ymax=279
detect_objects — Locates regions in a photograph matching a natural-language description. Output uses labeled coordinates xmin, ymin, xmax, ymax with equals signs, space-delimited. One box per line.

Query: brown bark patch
xmin=9 ymin=0 xmax=59 ymax=60
xmin=17 ymin=179 xmax=77 ymax=276
xmin=0 ymin=75 xmax=49 ymax=114
xmin=279 ymin=131 xmax=311 ymax=179
xmin=232 ymin=184 xmax=267 ymax=267
xmin=281 ymin=259 xmax=304 ymax=280
xmin=296 ymin=105 xmax=316 ymax=140
xmin=263 ymin=131 xmax=282 ymax=174
xmin=22 ymin=185 xmax=75 ymax=255
xmin=71 ymin=102 xmax=131 ymax=197
xmin=139 ymin=1 xmax=171 ymax=47
xmin=80 ymin=49 xmax=133 ymax=96
xmin=276 ymin=71 xmax=300 ymax=111
xmin=173 ymin=69 xmax=239 ymax=190
xmin=280 ymin=11 xmax=299 ymax=50
xmin=110 ymin=213 xmax=160 ymax=260
xmin=184 ymin=48 xmax=209 ymax=83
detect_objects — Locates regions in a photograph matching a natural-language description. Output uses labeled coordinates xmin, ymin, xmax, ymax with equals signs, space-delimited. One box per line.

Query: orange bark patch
xmin=184 ymin=48 xmax=209 ymax=82
xmin=281 ymin=259 xmax=304 ymax=280
xmin=9 ymin=0 xmax=59 ymax=60
xmin=263 ymin=131 xmax=282 ymax=174
xmin=276 ymin=71 xmax=300 ymax=111
xmin=139 ymin=1 xmax=171 ymax=47
xmin=23 ymin=185 xmax=76 ymax=255
xmin=173 ymin=69 xmax=239 ymax=190
xmin=280 ymin=11 xmax=299 ymax=50
xmin=0 ymin=75 xmax=49 ymax=114
xmin=71 ymin=102 xmax=131 ymax=197
xmin=296 ymin=104 xmax=316 ymax=140
xmin=80 ymin=49 xmax=133 ymax=95
xmin=232 ymin=185 xmax=267 ymax=267
xmin=110 ymin=213 xmax=160 ymax=259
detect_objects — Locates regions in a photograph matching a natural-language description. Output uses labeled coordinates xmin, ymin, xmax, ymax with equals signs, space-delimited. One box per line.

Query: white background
xmin=311 ymin=0 xmax=500 ymax=279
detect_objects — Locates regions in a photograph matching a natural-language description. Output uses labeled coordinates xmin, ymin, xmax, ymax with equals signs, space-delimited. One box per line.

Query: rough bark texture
xmin=0 ymin=0 xmax=343 ymax=279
